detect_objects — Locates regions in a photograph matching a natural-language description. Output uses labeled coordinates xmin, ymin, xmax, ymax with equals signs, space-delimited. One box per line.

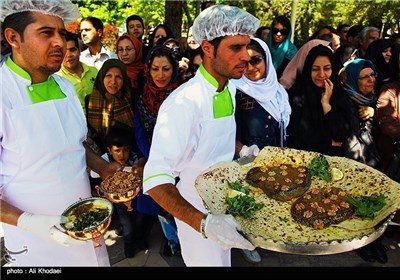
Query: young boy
xmin=91 ymin=126 xmax=146 ymax=258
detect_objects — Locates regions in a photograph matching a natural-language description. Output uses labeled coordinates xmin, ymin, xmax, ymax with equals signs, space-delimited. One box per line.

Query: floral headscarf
xmin=137 ymin=45 xmax=179 ymax=138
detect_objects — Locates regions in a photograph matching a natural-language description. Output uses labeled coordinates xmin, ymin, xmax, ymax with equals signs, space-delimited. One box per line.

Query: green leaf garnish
xmin=346 ymin=194 xmax=386 ymax=220
xmin=226 ymin=181 xmax=263 ymax=218
xmin=225 ymin=195 xmax=264 ymax=218
xmin=307 ymin=155 xmax=332 ymax=182
xmin=228 ymin=181 xmax=249 ymax=194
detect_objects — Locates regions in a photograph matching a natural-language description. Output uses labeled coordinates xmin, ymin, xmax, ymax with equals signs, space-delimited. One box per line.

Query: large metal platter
xmin=196 ymin=147 xmax=400 ymax=256
xmin=244 ymin=213 xmax=393 ymax=255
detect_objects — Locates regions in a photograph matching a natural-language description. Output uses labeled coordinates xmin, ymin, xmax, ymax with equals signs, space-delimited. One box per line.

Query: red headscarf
xmin=116 ymin=33 xmax=144 ymax=88
xmin=137 ymin=45 xmax=179 ymax=139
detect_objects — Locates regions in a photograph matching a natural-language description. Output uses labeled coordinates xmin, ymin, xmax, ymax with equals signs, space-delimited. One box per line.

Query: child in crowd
xmin=91 ymin=126 xmax=146 ymax=258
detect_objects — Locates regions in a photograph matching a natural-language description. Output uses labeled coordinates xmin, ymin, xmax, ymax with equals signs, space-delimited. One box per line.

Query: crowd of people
xmin=1 ymin=0 xmax=399 ymax=267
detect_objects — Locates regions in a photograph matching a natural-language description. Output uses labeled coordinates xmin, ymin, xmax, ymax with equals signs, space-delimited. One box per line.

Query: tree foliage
xmin=69 ymin=0 xmax=400 ymax=50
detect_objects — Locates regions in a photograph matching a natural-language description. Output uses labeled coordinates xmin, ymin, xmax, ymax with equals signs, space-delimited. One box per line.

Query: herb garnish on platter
xmin=307 ymin=154 xmax=332 ymax=182
xmin=225 ymin=181 xmax=264 ymax=218
xmin=346 ymin=194 xmax=386 ymax=220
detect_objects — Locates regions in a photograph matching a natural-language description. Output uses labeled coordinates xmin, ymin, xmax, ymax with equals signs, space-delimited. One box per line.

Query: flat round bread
xmin=195 ymin=147 xmax=400 ymax=254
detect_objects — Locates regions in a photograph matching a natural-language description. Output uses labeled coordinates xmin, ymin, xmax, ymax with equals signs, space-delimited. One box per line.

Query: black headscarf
xmin=389 ymin=44 xmax=400 ymax=82
xmin=295 ymin=44 xmax=342 ymax=125
xmin=287 ymin=44 xmax=352 ymax=154
xmin=365 ymin=39 xmax=393 ymax=85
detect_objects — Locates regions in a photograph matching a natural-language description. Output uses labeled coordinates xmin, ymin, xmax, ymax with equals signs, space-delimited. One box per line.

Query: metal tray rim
xmin=245 ymin=213 xmax=394 ymax=255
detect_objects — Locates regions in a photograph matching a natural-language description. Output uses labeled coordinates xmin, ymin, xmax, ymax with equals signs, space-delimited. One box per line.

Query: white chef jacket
xmin=143 ymin=65 xmax=237 ymax=266
xmin=0 ymin=58 xmax=110 ymax=266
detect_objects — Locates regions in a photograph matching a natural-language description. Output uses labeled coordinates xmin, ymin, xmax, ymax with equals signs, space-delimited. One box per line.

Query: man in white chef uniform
xmin=143 ymin=5 xmax=261 ymax=266
xmin=0 ymin=0 xmax=121 ymax=266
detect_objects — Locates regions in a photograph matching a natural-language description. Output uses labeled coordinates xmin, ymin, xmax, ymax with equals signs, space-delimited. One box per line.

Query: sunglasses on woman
xmin=272 ymin=28 xmax=288 ymax=36
xmin=249 ymin=55 xmax=264 ymax=66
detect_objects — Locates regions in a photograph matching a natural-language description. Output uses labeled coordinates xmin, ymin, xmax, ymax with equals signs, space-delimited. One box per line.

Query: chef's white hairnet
xmin=192 ymin=4 xmax=260 ymax=44
xmin=0 ymin=0 xmax=81 ymax=24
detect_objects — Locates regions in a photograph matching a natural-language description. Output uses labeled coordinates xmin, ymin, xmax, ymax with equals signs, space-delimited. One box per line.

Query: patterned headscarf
xmin=87 ymin=59 xmax=134 ymax=144
xmin=137 ymin=45 xmax=179 ymax=139
xmin=116 ymin=33 xmax=144 ymax=89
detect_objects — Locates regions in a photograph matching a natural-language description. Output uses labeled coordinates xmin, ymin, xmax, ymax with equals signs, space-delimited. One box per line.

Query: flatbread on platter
xmin=195 ymin=147 xmax=400 ymax=254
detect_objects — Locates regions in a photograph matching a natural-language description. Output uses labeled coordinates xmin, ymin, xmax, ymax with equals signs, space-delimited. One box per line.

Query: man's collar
xmin=6 ymin=56 xmax=32 ymax=81
xmin=198 ymin=64 xmax=229 ymax=93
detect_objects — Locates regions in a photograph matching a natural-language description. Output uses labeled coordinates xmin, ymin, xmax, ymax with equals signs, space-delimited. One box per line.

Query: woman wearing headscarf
xmin=339 ymin=58 xmax=382 ymax=168
xmin=87 ymin=59 xmax=134 ymax=153
xmin=233 ymin=37 xmax=291 ymax=151
xmin=266 ymin=15 xmax=298 ymax=78
xmin=279 ymin=39 xmax=331 ymax=90
xmin=231 ymin=37 xmax=291 ymax=264
xmin=145 ymin=24 xmax=175 ymax=59
xmin=286 ymin=44 xmax=352 ymax=156
xmin=87 ymin=59 xmax=148 ymax=258
xmin=116 ymin=33 xmax=144 ymax=106
xmin=365 ymin=39 xmax=393 ymax=89
xmin=340 ymin=58 xmax=389 ymax=264
xmin=135 ymin=45 xmax=179 ymax=155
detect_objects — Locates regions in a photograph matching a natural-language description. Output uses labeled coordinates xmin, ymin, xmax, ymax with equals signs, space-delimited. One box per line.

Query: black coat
xmin=286 ymin=44 xmax=352 ymax=156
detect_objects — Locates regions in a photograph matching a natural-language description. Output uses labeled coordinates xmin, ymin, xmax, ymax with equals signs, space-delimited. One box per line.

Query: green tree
xmin=70 ymin=0 xmax=400 ymax=49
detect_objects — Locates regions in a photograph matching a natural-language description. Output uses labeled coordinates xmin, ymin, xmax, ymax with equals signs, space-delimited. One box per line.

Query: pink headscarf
xmin=279 ymin=39 xmax=330 ymax=90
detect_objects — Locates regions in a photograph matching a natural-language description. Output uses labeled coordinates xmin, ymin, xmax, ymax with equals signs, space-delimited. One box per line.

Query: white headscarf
xmin=232 ymin=37 xmax=291 ymax=128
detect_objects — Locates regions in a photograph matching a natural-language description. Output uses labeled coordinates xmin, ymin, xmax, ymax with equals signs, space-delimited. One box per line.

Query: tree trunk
xmin=165 ymin=0 xmax=183 ymax=39
xmin=182 ymin=1 xmax=192 ymax=27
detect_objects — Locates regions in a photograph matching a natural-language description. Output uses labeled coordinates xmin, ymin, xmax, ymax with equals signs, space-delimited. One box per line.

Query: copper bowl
xmin=60 ymin=197 xmax=113 ymax=247
xmin=96 ymin=185 xmax=141 ymax=204
xmin=96 ymin=168 xmax=142 ymax=211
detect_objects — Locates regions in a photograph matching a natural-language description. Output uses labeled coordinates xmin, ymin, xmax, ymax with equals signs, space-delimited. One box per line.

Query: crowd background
xmin=1 ymin=0 xmax=399 ymax=266
xmin=61 ymin=0 xmax=399 ymax=53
